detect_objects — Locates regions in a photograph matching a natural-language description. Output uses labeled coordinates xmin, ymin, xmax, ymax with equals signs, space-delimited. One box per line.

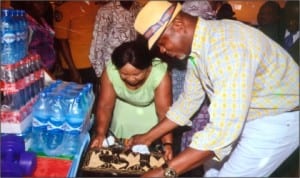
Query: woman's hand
xmin=163 ymin=144 xmax=173 ymax=161
xmin=90 ymin=135 xmax=105 ymax=148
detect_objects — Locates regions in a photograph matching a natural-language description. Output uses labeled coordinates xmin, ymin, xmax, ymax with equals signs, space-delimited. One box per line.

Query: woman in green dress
xmin=90 ymin=39 xmax=173 ymax=160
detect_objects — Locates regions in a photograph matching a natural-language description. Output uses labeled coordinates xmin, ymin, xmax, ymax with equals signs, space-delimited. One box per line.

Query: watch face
xmin=164 ymin=167 xmax=177 ymax=178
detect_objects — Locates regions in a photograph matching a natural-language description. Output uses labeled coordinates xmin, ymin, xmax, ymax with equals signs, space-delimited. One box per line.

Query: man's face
xmin=257 ymin=5 xmax=279 ymax=26
xmin=155 ymin=24 xmax=190 ymax=60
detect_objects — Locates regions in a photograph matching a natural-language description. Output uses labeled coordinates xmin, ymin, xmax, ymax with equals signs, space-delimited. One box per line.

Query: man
xmin=54 ymin=1 xmax=99 ymax=89
xmin=127 ymin=1 xmax=299 ymax=177
xmin=256 ymin=1 xmax=282 ymax=44
xmin=281 ymin=1 xmax=299 ymax=64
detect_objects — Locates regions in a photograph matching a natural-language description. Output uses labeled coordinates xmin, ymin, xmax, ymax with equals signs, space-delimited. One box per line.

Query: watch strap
xmin=162 ymin=162 xmax=177 ymax=178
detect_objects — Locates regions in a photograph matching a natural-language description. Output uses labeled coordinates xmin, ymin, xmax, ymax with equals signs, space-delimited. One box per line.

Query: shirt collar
xmin=285 ymin=30 xmax=300 ymax=43
xmin=190 ymin=17 xmax=207 ymax=64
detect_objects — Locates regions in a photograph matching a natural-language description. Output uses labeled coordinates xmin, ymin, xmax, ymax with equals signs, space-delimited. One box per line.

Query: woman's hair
xmin=111 ymin=37 xmax=153 ymax=70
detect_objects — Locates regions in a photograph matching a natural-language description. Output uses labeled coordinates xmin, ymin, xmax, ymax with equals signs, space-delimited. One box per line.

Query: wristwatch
xmin=162 ymin=163 xmax=177 ymax=178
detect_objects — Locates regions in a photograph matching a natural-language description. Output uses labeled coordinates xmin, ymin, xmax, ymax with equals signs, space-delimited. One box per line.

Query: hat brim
xmin=148 ymin=4 xmax=182 ymax=49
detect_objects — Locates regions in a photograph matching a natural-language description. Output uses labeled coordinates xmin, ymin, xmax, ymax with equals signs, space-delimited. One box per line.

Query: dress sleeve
xmin=151 ymin=58 xmax=168 ymax=89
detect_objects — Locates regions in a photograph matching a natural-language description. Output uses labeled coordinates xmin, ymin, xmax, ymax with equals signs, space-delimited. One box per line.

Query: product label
xmin=32 ymin=116 xmax=48 ymax=127
xmin=47 ymin=122 xmax=66 ymax=131
xmin=2 ymin=33 xmax=16 ymax=44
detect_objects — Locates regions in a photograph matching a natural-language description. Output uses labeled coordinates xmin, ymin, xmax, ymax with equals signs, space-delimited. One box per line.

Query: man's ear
xmin=170 ymin=16 xmax=185 ymax=33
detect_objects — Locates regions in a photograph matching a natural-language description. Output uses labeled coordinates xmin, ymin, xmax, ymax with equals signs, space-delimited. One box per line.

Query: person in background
xmin=89 ymin=1 xmax=141 ymax=84
xmin=216 ymin=3 xmax=236 ymax=20
xmin=90 ymin=39 xmax=173 ymax=161
xmin=182 ymin=0 xmax=216 ymax=20
xmin=11 ymin=1 xmax=56 ymax=73
xmin=54 ymin=1 xmax=99 ymax=89
xmin=127 ymin=1 xmax=299 ymax=177
xmin=257 ymin=1 xmax=283 ymax=44
xmin=281 ymin=1 xmax=299 ymax=64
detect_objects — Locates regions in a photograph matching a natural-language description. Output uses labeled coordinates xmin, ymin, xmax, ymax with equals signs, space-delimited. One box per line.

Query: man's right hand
xmin=125 ymin=133 xmax=152 ymax=150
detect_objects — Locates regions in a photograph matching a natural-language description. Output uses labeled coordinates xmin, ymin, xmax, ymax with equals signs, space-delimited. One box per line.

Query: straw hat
xmin=134 ymin=1 xmax=182 ymax=49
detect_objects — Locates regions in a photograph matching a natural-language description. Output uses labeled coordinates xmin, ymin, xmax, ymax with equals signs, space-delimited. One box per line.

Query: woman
xmin=90 ymin=39 xmax=173 ymax=160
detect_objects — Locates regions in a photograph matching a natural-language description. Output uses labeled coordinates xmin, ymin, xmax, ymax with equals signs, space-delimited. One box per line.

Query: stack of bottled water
xmin=1 ymin=9 xmax=28 ymax=65
xmin=30 ymin=80 xmax=94 ymax=157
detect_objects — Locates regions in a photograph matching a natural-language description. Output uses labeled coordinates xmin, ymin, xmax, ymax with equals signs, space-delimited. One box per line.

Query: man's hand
xmin=125 ymin=133 xmax=152 ymax=149
xmin=163 ymin=144 xmax=173 ymax=161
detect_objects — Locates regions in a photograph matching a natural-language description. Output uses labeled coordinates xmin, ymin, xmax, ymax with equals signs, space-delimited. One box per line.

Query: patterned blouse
xmin=89 ymin=1 xmax=141 ymax=77
xmin=166 ymin=18 xmax=299 ymax=161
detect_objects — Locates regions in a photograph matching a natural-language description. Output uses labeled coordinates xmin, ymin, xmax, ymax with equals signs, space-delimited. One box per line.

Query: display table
xmin=32 ymin=133 xmax=90 ymax=177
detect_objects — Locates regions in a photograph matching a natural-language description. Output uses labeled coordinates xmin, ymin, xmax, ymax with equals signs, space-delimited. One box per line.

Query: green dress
xmin=106 ymin=58 xmax=168 ymax=139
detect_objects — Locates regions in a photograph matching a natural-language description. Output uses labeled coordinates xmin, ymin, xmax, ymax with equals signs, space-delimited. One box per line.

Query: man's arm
xmin=142 ymin=147 xmax=214 ymax=177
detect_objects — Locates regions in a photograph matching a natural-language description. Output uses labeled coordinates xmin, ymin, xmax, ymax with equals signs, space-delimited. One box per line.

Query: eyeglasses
xmin=143 ymin=4 xmax=177 ymax=40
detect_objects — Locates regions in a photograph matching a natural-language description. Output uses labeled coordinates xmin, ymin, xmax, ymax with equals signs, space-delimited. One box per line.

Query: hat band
xmin=143 ymin=4 xmax=177 ymax=40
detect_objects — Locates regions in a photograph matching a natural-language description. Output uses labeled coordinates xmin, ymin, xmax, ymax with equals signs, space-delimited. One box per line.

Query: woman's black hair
xmin=111 ymin=37 xmax=153 ymax=70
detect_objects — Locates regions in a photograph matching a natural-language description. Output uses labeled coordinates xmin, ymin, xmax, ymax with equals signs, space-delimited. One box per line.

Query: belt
xmin=288 ymin=106 xmax=300 ymax=112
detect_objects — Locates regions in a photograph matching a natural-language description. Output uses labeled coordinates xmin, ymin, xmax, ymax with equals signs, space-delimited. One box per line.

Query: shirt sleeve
xmin=189 ymin=42 xmax=257 ymax=161
xmin=166 ymin=57 xmax=206 ymax=126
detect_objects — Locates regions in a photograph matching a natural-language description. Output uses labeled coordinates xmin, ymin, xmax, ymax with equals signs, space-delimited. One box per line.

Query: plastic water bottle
xmin=14 ymin=10 xmax=22 ymax=61
xmin=32 ymin=54 xmax=44 ymax=92
xmin=83 ymin=83 xmax=94 ymax=106
xmin=1 ymin=9 xmax=17 ymax=65
xmin=62 ymin=130 xmax=82 ymax=157
xmin=19 ymin=10 xmax=28 ymax=58
xmin=63 ymin=96 xmax=85 ymax=156
xmin=31 ymin=92 xmax=51 ymax=153
xmin=19 ymin=59 xmax=30 ymax=104
xmin=44 ymin=95 xmax=65 ymax=156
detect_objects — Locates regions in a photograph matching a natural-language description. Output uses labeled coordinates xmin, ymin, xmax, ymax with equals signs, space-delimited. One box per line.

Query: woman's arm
xmin=154 ymin=71 xmax=173 ymax=160
xmin=90 ymin=69 xmax=116 ymax=148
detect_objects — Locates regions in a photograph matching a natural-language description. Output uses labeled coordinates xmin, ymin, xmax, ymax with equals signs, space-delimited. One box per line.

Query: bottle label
xmin=2 ymin=33 xmax=16 ymax=43
xmin=47 ymin=122 xmax=66 ymax=130
xmin=32 ymin=116 xmax=48 ymax=127
xmin=20 ymin=31 xmax=27 ymax=41
xmin=65 ymin=123 xmax=82 ymax=132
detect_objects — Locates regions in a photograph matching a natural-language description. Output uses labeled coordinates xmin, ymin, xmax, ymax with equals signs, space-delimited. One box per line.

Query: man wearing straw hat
xmin=126 ymin=1 xmax=299 ymax=177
